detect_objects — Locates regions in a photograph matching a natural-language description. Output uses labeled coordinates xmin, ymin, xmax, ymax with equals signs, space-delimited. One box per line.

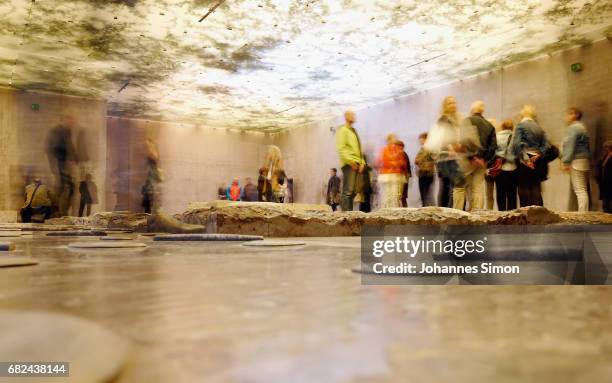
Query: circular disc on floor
xmin=47 ymin=231 xmax=108 ymax=237
xmin=0 ymin=232 xmax=25 ymax=237
xmin=0 ymin=310 xmax=128 ymax=383
xmin=242 ymin=240 xmax=306 ymax=247
xmin=153 ymin=234 xmax=264 ymax=241
xmin=68 ymin=241 xmax=147 ymax=249
xmin=0 ymin=256 xmax=38 ymax=267
xmin=100 ymin=236 xmax=134 ymax=241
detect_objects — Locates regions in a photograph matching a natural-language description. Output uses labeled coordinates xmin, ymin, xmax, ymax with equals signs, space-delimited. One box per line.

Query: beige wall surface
xmin=0 ymin=88 xmax=107 ymax=215
xmin=275 ymin=39 xmax=612 ymax=211
xmin=107 ymin=118 xmax=273 ymax=214
xmin=2 ymin=40 xmax=610 ymax=216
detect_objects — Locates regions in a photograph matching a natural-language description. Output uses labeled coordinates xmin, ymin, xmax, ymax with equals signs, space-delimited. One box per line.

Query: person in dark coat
xmin=242 ymin=177 xmax=259 ymax=202
xmin=326 ymin=168 xmax=341 ymax=211
xmin=510 ymin=104 xmax=550 ymax=207
xmin=597 ymin=140 xmax=612 ymax=213
xmin=78 ymin=173 xmax=95 ymax=217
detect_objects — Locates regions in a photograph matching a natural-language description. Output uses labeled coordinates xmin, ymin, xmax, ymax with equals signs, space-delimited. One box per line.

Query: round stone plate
xmin=100 ymin=236 xmax=134 ymax=241
xmin=0 ymin=256 xmax=38 ymax=267
xmin=0 ymin=310 xmax=128 ymax=383
xmin=153 ymin=233 xmax=264 ymax=241
xmin=47 ymin=231 xmax=108 ymax=237
xmin=0 ymin=231 xmax=31 ymax=237
xmin=242 ymin=240 xmax=306 ymax=247
xmin=68 ymin=241 xmax=147 ymax=249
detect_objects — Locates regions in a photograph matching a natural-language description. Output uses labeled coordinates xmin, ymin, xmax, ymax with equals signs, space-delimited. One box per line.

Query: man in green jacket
xmin=336 ymin=110 xmax=366 ymax=211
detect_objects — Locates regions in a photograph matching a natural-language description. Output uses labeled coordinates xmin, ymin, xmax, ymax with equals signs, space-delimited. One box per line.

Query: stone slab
xmin=154 ymin=234 xmax=264 ymax=242
xmin=100 ymin=236 xmax=135 ymax=241
xmin=0 ymin=310 xmax=128 ymax=382
xmin=47 ymin=231 xmax=108 ymax=237
xmin=68 ymin=241 xmax=147 ymax=249
xmin=242 ymin=240 xmax=306 ymax=247
xmin=0 ymin=256 xmax=38 ymax=267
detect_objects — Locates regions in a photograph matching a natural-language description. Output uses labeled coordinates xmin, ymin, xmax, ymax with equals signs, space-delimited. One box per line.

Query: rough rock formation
xmin=17 ymin=202 xmax=612 ymax=237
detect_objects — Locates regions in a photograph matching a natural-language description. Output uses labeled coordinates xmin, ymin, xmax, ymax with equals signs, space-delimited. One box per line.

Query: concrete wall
xmin=0 ymin=88 xmax=107 ymax=218
xmin=275 ymin=39 xmax=612 ymax=211
xmin=106 ymin=118 xmax=273 ymax=214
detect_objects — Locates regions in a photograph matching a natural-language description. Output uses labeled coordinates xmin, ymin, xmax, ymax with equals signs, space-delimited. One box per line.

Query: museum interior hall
xmin=0 ymin=1 xmax=612 ymax=382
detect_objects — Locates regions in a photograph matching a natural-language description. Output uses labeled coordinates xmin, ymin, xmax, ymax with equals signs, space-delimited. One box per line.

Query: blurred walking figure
xmin=424 ymin=96 xmax=461 ymax=208
xmin=397 ymin=141 xmax=412 ymax=207
xmin=226 ymin=178 xmax=242 ymax=201
xmin=141 ymin=138 xmax=162 ymax=214
xmin=415 ymin=133 xmax=435 ymax=206
xmin=326 ymin=168 xmax=341 ymax=211
xmin=20 ymin=178 xmax=53 ymax=223
xmin=257 ymin=168 xmax=266 ymax=202
xmin=336 ymin=110 xmax=366 ymax=211
xmin=510 ymin=105 xmax=550 ymax=207
xmin=377 ymin=134 xmax=407 ymax=208
xmin=562 ymin=107 xmax=591 ymax=212
xmin=78 ymin=173 xmax=97 ymax=217
xmin=597 ymin=141 xmax=612 ymax=213
xmin=453 ymin=101 xmax=497 ymax=211
xmin=242 ymin=177 xmax=259 ymax=202
xmin=493 ymin=120 xmax=518 ymax=210
xmin=46 ymin=115 xmax=78 ymax=216
xmin=261 ymin=145 xmax=286 ymax=203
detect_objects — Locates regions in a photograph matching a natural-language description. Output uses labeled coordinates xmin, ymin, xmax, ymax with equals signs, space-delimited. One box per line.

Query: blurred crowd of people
xmin=217 ymin=145 xmax=292 ymax=204
xmin=331 ymin=100 xmax=612 ymax=213
xmin=20 ymin=115 xmax=98 ymax=223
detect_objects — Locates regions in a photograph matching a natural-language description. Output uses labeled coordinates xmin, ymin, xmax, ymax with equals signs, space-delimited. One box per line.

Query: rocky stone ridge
xmin=16 ymin=202 xmax=612 ymax=237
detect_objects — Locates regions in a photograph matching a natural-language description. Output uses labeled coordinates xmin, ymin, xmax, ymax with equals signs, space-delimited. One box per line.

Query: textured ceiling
xmin=1 ymin=0 xmax=611 ymax=131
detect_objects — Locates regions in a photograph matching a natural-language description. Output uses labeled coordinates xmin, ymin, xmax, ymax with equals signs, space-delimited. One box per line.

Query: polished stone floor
xmin=0 ymin=233 xmax=611 ymax=383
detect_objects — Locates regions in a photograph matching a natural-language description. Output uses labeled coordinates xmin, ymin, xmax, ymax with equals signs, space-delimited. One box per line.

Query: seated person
xmin=21 ymin=178 xmax=53 ymax=223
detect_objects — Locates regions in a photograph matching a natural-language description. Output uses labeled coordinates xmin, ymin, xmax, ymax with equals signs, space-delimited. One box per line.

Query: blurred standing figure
xmin=397 ymin=141 xmax=412 ymax=207
xmin=510 ymin=105 xmax=550 ymax=207
xmin=257 ymin=168 xmax=266 ymax=202
xmin=453 ymin=101 xmax=497 ymax=211
xmin=336 ymin=110 xmax=366 ymax=211
xmin=424 ymin=96 xmax=461 ymax=208
xmin=377 ymin=134 xmax=407 ymax=208
xmin=46 ymin=115 xmax=78 ymax=216
xmin=562 ymin=107 xmax=591 ymax=212
xmin=141 ymin=138 xmax=162 ymax=214
xmin=20 ymin=178 xmax=53 ymax=223
xmin=261 ymin=145 xmax=286 ymax=203
xmin=597 ymin=141 xmax=612 ymax=213
xmin=78 ymin=173 xmax=96 ymax=217
xmin=494 ymin=120 xmax=518 ymax=211
xmin=415 ymin=133 xmax=435 ymax=206
xmin=226 ymin=178 xmax=242 ymax=201
xmin=326 ymin=168 xmax=341 ymax=211
xmin=242 ymin=178 xmax=259 ymax=202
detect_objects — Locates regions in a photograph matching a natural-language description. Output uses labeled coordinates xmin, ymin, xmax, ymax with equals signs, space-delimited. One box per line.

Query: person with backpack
xmin=20 ymin=178 xmax=53 ymax=223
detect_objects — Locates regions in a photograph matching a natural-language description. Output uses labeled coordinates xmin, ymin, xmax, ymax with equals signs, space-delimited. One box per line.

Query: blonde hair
xmin=500 ymin=119 xmax=514 ymax=131
xmin=386 ymin=134 xmax=397 ymax=144
xmin=264 ymin=145 xmax=283 ymax=172
xmin=441 ymin=96 xmax=459 ymax=125
xmin=521 ymin=104 xmax=537 ymax=119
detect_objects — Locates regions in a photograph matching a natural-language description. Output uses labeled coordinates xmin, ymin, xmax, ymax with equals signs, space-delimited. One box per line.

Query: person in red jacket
xmin=377 ymin=134 xmax=407 ymax=208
